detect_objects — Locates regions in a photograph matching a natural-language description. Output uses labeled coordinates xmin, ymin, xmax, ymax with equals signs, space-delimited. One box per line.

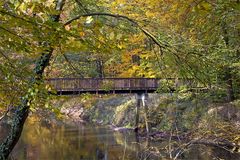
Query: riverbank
xmin=1 ymin=93 xmax=240 ymax=159
xmin=54 ymin=93 xmax=240 ymax=156
xmin=57 ymin=93 xmax=240 ymax=129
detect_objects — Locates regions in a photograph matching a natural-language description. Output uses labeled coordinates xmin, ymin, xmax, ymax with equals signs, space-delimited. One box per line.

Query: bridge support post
xmin=142 ymin=94 xmax=149 ymax=134
xmin=135 ymin=93 xmax=149 ymax=134
xmin=135 ymin=96 xmax=140 ymax=133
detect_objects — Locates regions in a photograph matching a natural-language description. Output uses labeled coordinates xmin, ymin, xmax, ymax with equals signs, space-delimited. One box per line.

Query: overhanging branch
xmin=64 ymin=12 xmax=165 ymax=49
xmin=64 ymin=13 xmax=137 ymax=26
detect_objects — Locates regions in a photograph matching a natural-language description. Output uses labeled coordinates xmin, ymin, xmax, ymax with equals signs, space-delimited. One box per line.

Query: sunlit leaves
xmin=0 ymin=0 xmax=239 ymax=111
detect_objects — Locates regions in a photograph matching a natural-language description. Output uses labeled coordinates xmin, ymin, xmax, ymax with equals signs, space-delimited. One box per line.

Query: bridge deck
xmin=47 ymin=78 xmax=161 ymax=95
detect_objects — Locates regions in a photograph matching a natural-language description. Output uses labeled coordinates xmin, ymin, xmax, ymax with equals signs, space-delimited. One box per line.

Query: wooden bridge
xmin=47 ymin=78 xmax=162 ymax=95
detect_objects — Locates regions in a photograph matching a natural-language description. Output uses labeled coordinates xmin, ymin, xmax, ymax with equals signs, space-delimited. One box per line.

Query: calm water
xmin=0 ymin=118 xmax=239 ymax=160
xmin=8 ymin=120 xmax=144 ymax=160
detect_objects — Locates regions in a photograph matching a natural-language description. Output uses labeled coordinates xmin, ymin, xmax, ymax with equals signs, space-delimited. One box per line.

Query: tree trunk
xmin=0 ymin=1 xmax=65 ymax=159
xmin=224 ymin=67 xmax=234 ymax=102
xmin=226 ymin=75 xmax=234 ymax=102
xmin=0 ymin=100 xmax=29 ymax=159
xmin=0 ymin=52 xmax=53 ymax=159
xmin=221 ymin=22 xmax=235 ymax=102
xmin=96 ymin=59 xmax=104 ymax=78
xmin=135 ymin=98 xmax=140 ymax=133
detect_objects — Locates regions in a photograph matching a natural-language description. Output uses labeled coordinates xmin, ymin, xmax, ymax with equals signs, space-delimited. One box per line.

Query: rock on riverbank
xmin=58 ymin=93 xmax=240 ymax=131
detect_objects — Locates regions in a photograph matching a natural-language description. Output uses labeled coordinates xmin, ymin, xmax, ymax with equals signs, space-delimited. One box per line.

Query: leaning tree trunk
xmin=0 ymin=51 xmax=53 ymax=159
xmin=0 ymin=1 xmax=65 ymax=159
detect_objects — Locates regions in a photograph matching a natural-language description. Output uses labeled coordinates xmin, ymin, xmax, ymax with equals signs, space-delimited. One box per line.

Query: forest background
xmin=0 ymin=0 xmax=239 ymax=159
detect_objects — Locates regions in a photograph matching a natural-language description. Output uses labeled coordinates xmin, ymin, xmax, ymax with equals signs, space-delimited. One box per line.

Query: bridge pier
xmin=135 ymin=93 xmax=149 ymax=134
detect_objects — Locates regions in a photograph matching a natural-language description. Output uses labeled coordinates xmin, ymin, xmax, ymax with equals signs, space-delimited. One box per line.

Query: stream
xmin=0 ymin=118 xmax=239 ymax=160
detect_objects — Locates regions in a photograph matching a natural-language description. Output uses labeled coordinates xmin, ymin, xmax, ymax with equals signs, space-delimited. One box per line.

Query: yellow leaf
xmin=146 ymin=10 xmax=155 ymax=18
xmin=117 ymin=44 xmax=123 ymax=49
xmin=109 ymin=32 xmax=115 ymax=40
xmin=65 ymin=25 xmax=71 ymax=31
xmin=79 ymin=32 xmax=85 ymax=37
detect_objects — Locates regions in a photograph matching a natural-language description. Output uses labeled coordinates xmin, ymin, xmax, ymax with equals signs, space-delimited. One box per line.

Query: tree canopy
xmin=0 ymin=0 xmax=239 ymax=158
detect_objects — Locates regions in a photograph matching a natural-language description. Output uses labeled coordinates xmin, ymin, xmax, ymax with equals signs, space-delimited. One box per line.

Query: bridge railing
xmin=46 ymin=78 xmax=160 ymax=92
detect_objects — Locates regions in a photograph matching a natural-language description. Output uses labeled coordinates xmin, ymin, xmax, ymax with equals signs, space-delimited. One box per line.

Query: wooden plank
xmin=46 ymin=78 xmax=161 ymax=94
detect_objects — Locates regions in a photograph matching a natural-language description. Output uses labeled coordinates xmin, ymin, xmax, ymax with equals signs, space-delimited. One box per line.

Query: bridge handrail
xmin=46 ymin=78 xmax=162 ymax=91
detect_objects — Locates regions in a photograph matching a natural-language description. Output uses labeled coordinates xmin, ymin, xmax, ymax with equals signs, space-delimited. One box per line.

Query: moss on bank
xmin=57 ymin=93 xmax=239 ymax=134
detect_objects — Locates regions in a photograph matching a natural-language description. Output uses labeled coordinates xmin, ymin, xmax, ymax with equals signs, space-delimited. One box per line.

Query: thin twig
xmin=0 ymin=107 xmax=10 ymax=121
xmin=59 ymin=45 xmax=84 ymax=78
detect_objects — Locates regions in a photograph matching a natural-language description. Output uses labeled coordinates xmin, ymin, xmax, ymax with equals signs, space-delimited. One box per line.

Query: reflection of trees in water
xmin=9 ymin=119 xmax=139 ymax=160
xmin=23 ymin=144 xmax=39 ymax=160
xmin=211 ymin=147 xmax=240 ymax=160
xmin=8 ymin=118 xmax=237 ymax=160
xmin=96 ymin=147 xmax=106 ymax=160
xmin=113 ymin=130 xmax=240 ymax=160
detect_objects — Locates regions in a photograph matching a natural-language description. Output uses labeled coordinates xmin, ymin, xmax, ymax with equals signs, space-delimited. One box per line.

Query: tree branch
xmin=65 ymin=12 xmax=137 ymax=26
xmin=0 ymin=108 xmax=9 ymax=122
xmin=64 ymin=12 xmax=165 ymax=49
xmin=62 ymin=53 xmax=84 ymax=78
xmin=0 ymin=102 xmax=14 ymax=122
xmin=0 ymin=0 xmax=66 ymax=159
xmin=0 ymin=26 xmax=28 ymax=42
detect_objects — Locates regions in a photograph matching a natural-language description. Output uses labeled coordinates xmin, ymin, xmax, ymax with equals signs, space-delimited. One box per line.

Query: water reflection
xmin=0 ymin=118 xmax=239 ymax=160
xmin=7 ymin=119 xmax=143 ymax=160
